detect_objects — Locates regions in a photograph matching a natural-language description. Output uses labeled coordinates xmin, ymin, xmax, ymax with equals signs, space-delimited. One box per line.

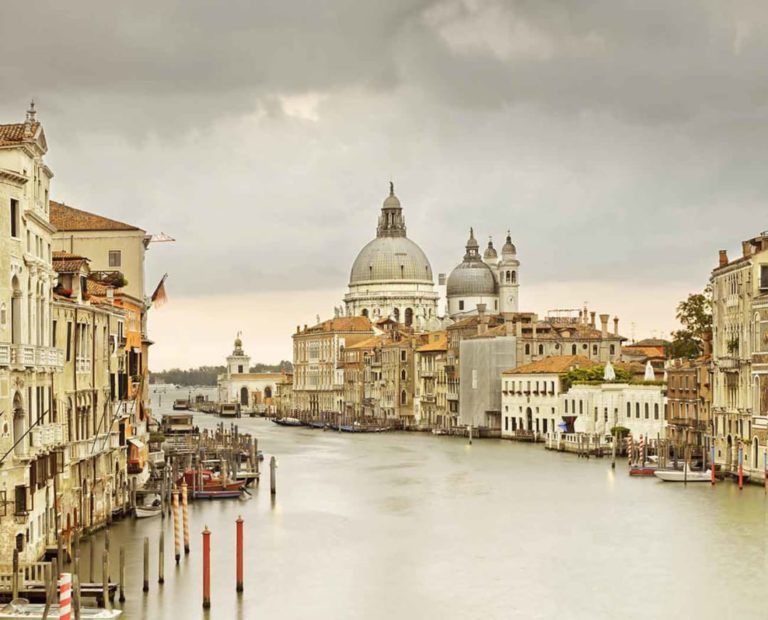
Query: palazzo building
xmin=217 ymin=335 xmax=285 ymax=413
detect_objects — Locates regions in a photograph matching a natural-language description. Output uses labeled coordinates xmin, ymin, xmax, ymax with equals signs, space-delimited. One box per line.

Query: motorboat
xmin=629 ymin=464 xmax=658 ymax=477
xmin=0 ymin=600 xmax=121 ymax=618
xmin=134 ymin=490 xmax=162 ymax=518
xmin=654 ymin=466 xmax=712 ymax=482
xmin=272 ymin=417 xmax=303 ymax=427
xmin=172 ymin=399 xmax=190 ymax=410
xmin=177 ymin=468 xmax=246 ymax=499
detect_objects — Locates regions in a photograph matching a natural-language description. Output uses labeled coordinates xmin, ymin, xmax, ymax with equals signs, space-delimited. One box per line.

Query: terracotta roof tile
xmin=0 ymin=122 xmax=39 ymax=146
xmin=503 ymin=355 xmax=600 ymax=375
xmin=346 ymin=335 xmax=385 ymax=350
xmin=303 ymin=316 xmax=373 ymax=334
xmin=53 ymin=252 xmax=89 ymax=274
xmin=50 ymin=200 xmax=142 ymax=232
xmin=417 ymin=331 xmax=448 ymax=352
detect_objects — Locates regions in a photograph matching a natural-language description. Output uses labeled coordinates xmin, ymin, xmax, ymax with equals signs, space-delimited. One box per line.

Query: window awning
xmin=128 ymin=438 xmax=145 ymax=450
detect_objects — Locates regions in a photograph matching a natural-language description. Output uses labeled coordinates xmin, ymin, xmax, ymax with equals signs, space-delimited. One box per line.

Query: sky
xmin=2 ymin=0 xmax=767 ymax=370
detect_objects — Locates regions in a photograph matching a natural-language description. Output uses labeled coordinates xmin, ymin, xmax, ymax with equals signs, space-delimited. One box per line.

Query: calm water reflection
xmin=77 ymin=388 xmax=767 ymax=619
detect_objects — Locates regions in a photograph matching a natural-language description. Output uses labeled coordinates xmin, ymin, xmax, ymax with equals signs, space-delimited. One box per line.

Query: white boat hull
xmin=135 ymin=506 xmax=162 ymax=518
xmin=0 ymin=603 xmax=122 ymax=618
xmin=654 ymin=468 xmax=712 ymax=482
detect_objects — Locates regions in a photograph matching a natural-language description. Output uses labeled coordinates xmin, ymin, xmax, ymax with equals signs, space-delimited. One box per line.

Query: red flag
xmin=151 ymin=274 xmax=168 ymax=308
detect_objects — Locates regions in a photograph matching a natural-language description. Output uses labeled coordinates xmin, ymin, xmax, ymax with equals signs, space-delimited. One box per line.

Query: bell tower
xmin=498 ymin=232 xmax=520 ymax=314
xmin=226 ymin=332 xmax=251 ymax=377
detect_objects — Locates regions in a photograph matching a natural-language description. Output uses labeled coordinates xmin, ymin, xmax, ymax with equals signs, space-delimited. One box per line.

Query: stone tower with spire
xmin=498 ymin=232 xmax=520 ymax=314
xmin=226 ymin=333 xmax=251 ymax=377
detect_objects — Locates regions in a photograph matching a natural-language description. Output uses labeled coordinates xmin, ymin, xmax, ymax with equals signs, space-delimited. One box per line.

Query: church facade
xmin=217 ymin=335 xmax=286 ymax=413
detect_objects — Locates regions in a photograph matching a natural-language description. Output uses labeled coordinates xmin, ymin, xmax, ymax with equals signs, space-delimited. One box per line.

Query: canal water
xmin=78 ymin=387 xmax=768 ymax=619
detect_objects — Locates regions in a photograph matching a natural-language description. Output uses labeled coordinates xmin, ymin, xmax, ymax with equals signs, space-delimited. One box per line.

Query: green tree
xmin=667 ymin=286 xmax=713 ymax=359
xmin=561 ymin=365 xmax=632 ymax=391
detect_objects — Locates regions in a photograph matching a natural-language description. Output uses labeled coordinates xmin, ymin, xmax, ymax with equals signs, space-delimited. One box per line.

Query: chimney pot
xmin=590 ymin=311 xmax=596 ymax=328
xmin=599 ymin=314 xmax=609 ymax=338
xmin=719 ymin=250 xmax=728 ymax=267
xmin=613 ymin=317 xmax=619 ymax=337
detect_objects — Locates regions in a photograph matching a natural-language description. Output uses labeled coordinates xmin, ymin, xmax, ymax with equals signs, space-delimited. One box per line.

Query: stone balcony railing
xmin=0 ymin=344 xmax=63 ymax=370
xmin=29 ymin=423 xmax=65 ymax=451
xmin=68 ymin=433 xmax=117 ymax=462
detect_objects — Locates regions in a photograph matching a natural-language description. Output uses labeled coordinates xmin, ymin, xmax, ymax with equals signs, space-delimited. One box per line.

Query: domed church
xmin=446 ymin=229 xmax=520 ymax=319
xmin=344 ymin=183 xmax=439 ymax=328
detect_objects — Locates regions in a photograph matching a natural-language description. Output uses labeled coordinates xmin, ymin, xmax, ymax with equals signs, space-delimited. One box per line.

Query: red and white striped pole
xmin=627 ymin=434 xmax=633 ymax=466
xmin=638 ymin=434 xmax=645 ymax=466
xmin=59 ymin=572 xmax=72 ymax=620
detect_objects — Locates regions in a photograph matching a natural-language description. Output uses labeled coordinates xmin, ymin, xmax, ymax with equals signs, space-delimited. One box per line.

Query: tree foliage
xmin=150 ymin=361 xmax=293 ymax=386
xmin=667 ymin=286 xmax=713 ymax=359
xmin=560 ymin=365 xmax=633 ymax=391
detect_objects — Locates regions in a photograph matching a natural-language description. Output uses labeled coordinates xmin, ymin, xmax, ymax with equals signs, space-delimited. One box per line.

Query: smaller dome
xmin=447 ymin=228 xmax=498 ymax=296
xmin=502 ymin=231 xmax=516 ymax=256
xmin=484 ymin=237 xmax=498 ymax=261
xmin=234 ymin=336 xmax=242 ymax=348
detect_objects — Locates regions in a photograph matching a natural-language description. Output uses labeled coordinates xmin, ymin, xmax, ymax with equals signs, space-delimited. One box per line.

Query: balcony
xmin=717 ymin=357 xmax=741 ymax=371
xmin=29 ymin=423 xmax=64 ymax=451
xmin=420 ymin=370 xmax=435 ymax=378
xmin=422 ymin=393 xmax=436 ymax=403
xmin=0 ymin=344 xmax=63 ymax=370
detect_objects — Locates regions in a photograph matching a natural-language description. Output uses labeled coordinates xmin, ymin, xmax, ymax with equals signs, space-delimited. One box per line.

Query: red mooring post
xmin=202 ymin=526 xmax=211 ymax=609
xmin=236 ymin=516 xmax=244 ymax=593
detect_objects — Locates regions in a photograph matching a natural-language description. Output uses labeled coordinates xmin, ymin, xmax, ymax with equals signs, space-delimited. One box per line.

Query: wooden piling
xmin=236 ymin=516 xmax=244 ymax=593
xmin=182 ymin=482 xmax=190 ymax=554
xmin=73 ymin=573 xmax=81 ymax=620
xmin=143 ymin=536 xmax=149 ymax=593
xmin=202 ymin=526 xmax=211 ymax=609
xmin=42 ymin=558 xmax=58 ymax=620
xmin=270 ymin=456 xmax=277 ymax=495
xmin=173 ymin=490 xmax=181 ymax=563
xmin=11 ymin=548 xmax=19 ymax=600
xmin=159 ymin=529 xmax=165 ymax=584
xmin=89 ymin=537 xmax=95 ymax=583
xmin=119 ymin=546 xmax=126 ymax=602
xmin=102 ymin=550 xmax=110 ymax=610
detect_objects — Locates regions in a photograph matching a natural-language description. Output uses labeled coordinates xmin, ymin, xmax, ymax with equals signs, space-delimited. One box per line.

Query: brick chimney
xmin=719 ymin=250 xmax=728 ymax=267
xmin=613 ymin=316 xmax=619 ymax=336
xmin=477 ymin=304 xmax=488 ymax=335
xmin=599 ymin=314 xmax=609 ymax=338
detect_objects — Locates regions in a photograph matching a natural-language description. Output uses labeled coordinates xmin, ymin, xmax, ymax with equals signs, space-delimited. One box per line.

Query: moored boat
xmin=654 ymin=466 xmax=712 ymax=482
xmin=272 ymin=417 xmax=303 ymax=427
xmin=134 ymin=490 xmax=162 ymax=518
xmin=629 ymin=464 xmax=657 ymax=477
xmin=177 ymin=468 xmax=246 ymax=499
xmin=172 ymin=399 xmax=190 ymax=410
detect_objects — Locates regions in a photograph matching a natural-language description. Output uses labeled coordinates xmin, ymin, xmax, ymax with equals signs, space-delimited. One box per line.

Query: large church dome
xmin=350 ymin=237 xmax=433 ymax=283
xmin=344 ymin=183 xmax=439 ymax=325
xmin=348 ymin=183 xmax=434 ymax=285
xmin=446 ymin=228 xmax=498 ymax=296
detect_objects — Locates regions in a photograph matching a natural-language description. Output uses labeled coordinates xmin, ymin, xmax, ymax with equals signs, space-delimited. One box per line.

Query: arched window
xmin=571 ymin=344 xmax=577 ymax=355
xmin=538 ymin=344 xmax=543 ymax=355
xmin=579 ymin=400 xmax=583 ymax=414
xmin=405 ymin=308 xmax=413 ymax=327
xmin=654 ymin=403 xmax=659 ymax=419
xmin=264 ymin=386 xmax=273 ymax=399
xmin=361 ymin=309 xmax=368 ymax=318
xmin=393 ymin=308 xmax=400 ymax=322
xmin=635 ymin=403 xmax=640 ymax=418
xmin=525 ymin=343 xmax=530 ymax=355
xmin=400 ymin=390 xmax=407 ymax=406
xmin=511 ymin=271 xmax=516 ymax=284
xmin=400 ymin=369 xmax=407 ymax=381
xmin=644 ymin=403 xmax=649 ymax=419
xmin=626 ymin=402 xmax=631 ymax=418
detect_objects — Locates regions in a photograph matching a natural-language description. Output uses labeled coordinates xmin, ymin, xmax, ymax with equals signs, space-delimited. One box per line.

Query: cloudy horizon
xmin=2 ymin=0 xmax=765 ymax=370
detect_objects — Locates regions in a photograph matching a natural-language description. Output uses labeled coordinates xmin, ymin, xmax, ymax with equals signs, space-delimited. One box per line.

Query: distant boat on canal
xmin=272 ymin=417 xmax=303 ymax=427
xmin=172 ymin=399 xmax=190 ymax=410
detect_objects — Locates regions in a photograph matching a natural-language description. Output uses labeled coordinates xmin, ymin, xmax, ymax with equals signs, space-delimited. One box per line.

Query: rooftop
xmin=50 ymin=200 xmax=143 ymax=232
xmin=503 ymin=355 xmax=599 ymax=375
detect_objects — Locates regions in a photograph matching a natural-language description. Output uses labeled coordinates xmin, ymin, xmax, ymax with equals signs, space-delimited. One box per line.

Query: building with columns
xmin=344 ymin=184 xmax=439 ymax=328
xmin=0 ymin=105 xmax=65 ymax=560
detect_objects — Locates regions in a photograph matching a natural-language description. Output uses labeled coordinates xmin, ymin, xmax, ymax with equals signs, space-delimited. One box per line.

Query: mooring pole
xmin=102 ymin=550 xmax=110 ymax=610
xmin=143 ymin=537 xmax=149 ymax=593
xmin=202 ymin=526 xmax=211 ymax=609
xmin=182 ymin=482 xmax=190 ymax=554
xmin=158 ymin=529 xmax=165 ymax=584
xmin=173 ymin=490 xmax=181 ymax=563
xmin=236 ymin=516 xmax=244 ymax=593
xmin=119 ymin=547 xmax=126 ymax=602
xmin=270 ymin=456 xmax=277 ymax=496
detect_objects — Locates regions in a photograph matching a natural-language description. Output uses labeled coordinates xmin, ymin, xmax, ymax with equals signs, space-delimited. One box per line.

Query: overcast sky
xmin=2 ymin=0 xmax=766 ymax=369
